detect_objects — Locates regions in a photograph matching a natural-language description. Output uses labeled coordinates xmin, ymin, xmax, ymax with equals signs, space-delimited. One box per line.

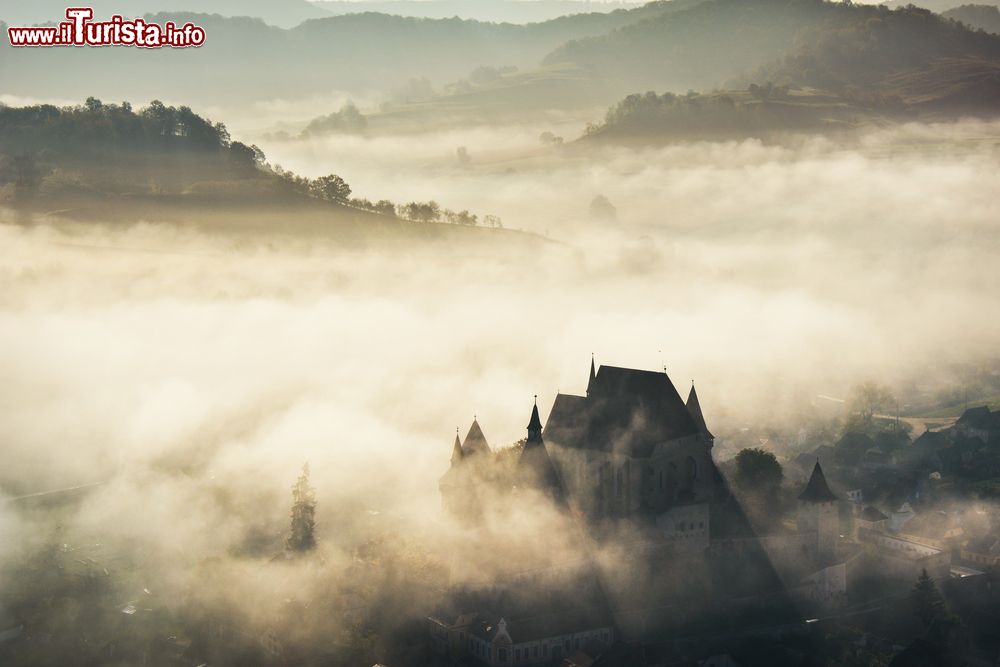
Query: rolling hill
xmin=0 ymin=100 xmax=538 ymax=247
xmin=567 ymin=0 xmax=1000 ymax=142
xmin=0 ymin=2 xmax=699 ymax=105
xmin=943 ymin=4 xmax=1000 ymax=33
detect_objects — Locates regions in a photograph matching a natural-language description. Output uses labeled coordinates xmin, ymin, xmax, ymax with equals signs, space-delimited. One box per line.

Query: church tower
xmin=797 ymin=461 xmax=839 ymax=561
xmin=440 ymin=423 xmax=489 ymax=524
xmin=517 ymin=398 xmax=564 ymax=502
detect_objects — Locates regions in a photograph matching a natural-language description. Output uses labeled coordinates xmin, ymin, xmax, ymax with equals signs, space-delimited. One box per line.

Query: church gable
xmin=544 ymin=365 xmax=702 ymax=458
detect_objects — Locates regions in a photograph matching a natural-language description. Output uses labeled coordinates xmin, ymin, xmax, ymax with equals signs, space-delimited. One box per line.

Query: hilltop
xmin=562 ymin=0 xmax=1000 ymax=141
xmin=944 ymin=4 xmax=1000 ymax=33
xmin=0 ymin=100 xmax=531 ymax=246
xmin=545 ymin=0 xmax=1000 ymax=97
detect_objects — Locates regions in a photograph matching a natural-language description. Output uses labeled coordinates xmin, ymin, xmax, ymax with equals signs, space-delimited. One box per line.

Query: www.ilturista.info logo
xmin=7 ymin=7 xmax=206 ymax=48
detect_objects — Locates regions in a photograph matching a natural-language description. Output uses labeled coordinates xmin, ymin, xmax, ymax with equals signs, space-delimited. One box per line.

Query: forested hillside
xmin=943 ymin=4 xmax=1000 ymax=33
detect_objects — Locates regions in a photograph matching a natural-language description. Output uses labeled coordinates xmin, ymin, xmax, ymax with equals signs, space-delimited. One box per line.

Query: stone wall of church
xmin=655 ymin=503 xmax=710 ymax=552
xmin=797 ymin=500 xmax=838 ymax=561
xmin=549 ymin=435 xmax=716 ymax=519
xmin=645 ymin=435 xmax=715 ymax=512
xmin=789 ymin=562 xmax=847 ymax=612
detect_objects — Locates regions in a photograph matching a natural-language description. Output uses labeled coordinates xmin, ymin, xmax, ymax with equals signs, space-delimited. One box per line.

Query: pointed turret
xmin=518 ymin=399 xmax=564 ymax=501
xmin=587 ymin=355 xmax=596 ymax=396
xmin=799 ymin=461 xmax=838 ymax=503
xmin=527 ymin=396 xmax=542 ymax=442
xmin=441 ymin=428 xmax=481 ymax=525
xmin=462 ymin=418 xmax=492 ymax=457
xmin=450 ymin=430 xmax=463 ymax=466
xmin=686 ymin=383 xmax=714 ymax=440
xmin=797 ymin=460 xmax=839 ymax=560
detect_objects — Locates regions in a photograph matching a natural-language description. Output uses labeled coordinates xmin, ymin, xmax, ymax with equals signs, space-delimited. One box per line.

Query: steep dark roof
xmin=965 ymin=535 xmax=1000 ymax=554
xmin=912 ymin=430 xmax=948 ymax=451
xmin=859 ymin=506 xmax=888 ymax=522
xmin=686 ymin=384 xmax=714 ymax=440
xmin=834 ymin=431 xmax=876 ymax=465
xmin=451 ymin=433 xmax=463 ymax=465
xmin=587 ymin=356 xmax=596 ymax=396
xmin=506 ymin=607 xmax=613 ymax=642
xmin=958 ymin=406 xmax=993 ymax=431
xmin=544 ymin=365 xmax=700 ymax=458
xmin=799 ymin=461 xmax=838 ymax=503
xmin=462 ymin=419 xmax=492 ymax=457
xmin=518 ymin=443 xmax=564 ymax=499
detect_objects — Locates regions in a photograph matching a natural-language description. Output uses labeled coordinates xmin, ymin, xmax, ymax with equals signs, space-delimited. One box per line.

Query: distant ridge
xmin=311 ymin=0 xmax=647 ymax=24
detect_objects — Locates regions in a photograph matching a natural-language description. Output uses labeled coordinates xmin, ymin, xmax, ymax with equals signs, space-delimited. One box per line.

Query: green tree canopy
xmin=311 ymin=174 xmax=352 ymax=203
xmin=734 ymin=447 xmax=783 ymax=493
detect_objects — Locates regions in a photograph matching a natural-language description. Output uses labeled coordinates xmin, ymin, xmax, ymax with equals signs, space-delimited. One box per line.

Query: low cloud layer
xmin=1 ymin=122 xmax=999 ymax=652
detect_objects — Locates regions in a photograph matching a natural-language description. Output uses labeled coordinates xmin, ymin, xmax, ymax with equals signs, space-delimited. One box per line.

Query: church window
xmin=658 ymin=471 xmax=663 ymax=490
xmin=686 ymin=456 xmax=698 ymax=481
xmin=499 ymin=648 xmax=507 ymax=662
xmin=534 ymin=646 xmax=539 ymax=658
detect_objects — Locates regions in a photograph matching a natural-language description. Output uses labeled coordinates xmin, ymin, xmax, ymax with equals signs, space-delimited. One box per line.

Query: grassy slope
xmin=5 ymin=191 xmax=546 ymax=252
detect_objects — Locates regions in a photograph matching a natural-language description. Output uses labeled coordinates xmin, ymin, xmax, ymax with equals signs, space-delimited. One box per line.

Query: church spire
xmin=587 ymin=354 xmax=596 ymax=396
xmin=527 ymin=395 xmax=542 ymax=442
xmin=686 ymin=383 xmax=714 ymax=439
xmin=450 ymin=429 xmax=463 ymax=465
xmin=518 ymin=397 xmax=564 ymax=502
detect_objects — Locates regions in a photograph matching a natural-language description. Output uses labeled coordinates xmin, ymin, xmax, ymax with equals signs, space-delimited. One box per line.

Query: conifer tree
xmin=911 ymin=568 xmax=945 ymax=628
xmin=286 ymin=463 xmax=317 ymax=552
